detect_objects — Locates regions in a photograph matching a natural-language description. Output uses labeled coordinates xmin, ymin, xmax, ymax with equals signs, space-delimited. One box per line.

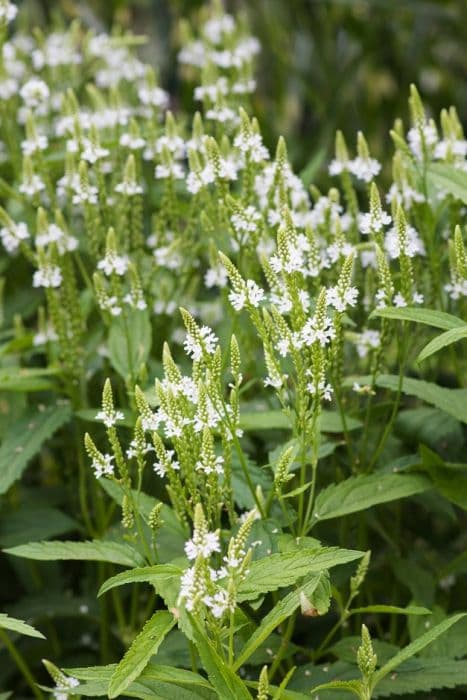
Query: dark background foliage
xmin=21 ymin=0 xmax=467 ymax=172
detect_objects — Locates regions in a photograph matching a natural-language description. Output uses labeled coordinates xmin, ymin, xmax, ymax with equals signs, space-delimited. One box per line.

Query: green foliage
xmin=0 ymin=2 xmax=466 ymax=699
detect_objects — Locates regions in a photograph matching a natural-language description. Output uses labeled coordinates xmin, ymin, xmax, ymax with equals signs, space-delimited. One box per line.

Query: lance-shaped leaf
xmin=190 ymin=618 xmax=251 ymax=700
xmin=417 ymin=326 xmax=467 ymax=363
xmin=370 ymin=306 xmax=465 ymax=331
xmin=4 ymin=540 xmax=144 ymax=568
xmin=345 ymin=374 xmax=467 ymax=424
xmin=427 ymin=163 xmax=467 ymax=204
xmin=310 ymin=472 xmax=431 ymax=525
xmin=371 ymin=613 xmax=466 ymax=690
xmin=98 ymin=565 xmax=182 ymax=597
xmin=0 ymin=612 xmax=45 ymax=639
xmin=238 ymin=547 xmax=363 ymax=601
xmin=0 ymin=404 xmax=72 ymax=495
xmin=108 ymin=611 xmax=176 ymax=698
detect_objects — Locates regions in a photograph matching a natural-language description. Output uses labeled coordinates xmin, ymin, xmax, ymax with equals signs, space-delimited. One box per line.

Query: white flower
xmin=203 ymin=589 xmax=230 ymax=618
xmin=184 ymin=325 xmax=219 ymax=361
xmin=91 ymin=453 xmax=114 ymax=479
xmin=33 ymin=325 xmax=59 ymax=346
xmin=21 ymin=133 xmax=48 ymax=156
xmin=204 ymin=266 xmax=228 ymax=288
xmin=0 ymin=222 xmax=29 ymax=254
xmin=307 ymin=378 xmax=333 ymax=402
xmin=349 ymin=156 xmax=381 ymax=182
xmin=154 ymin=449 xmax=180 ymax=478
xmin=385 ymin=224 xmax=425 ymax=259
xmin=229 ymin=279 xmax=265 ymax=311
xmin=36 ymin=224 xmax=78 ymax=254
xmin=33 ymin=264 xmax=62 ymax=288
xmin=19 ymin=174 xmax=45 ymax=197
xmin=300 ymin=316 xmax=336 ymax=347
xmin=233 ymin=132 xmax=269 ymax=162
xmin=326 ymin=286 xmax=359 ymax=312
xmin=0 ymin=1 xmax=17 ymax=23
xmin=154 ymin=162 xmax=185 ymax=180
xmin=115 ymin=179 xmax=143 ymax=195
xmin=444 ymin=279 xmax=467 ymax=300
xmin=196 ymin=454 xmax=224 ymax=475
xmin=138 ymin=85 xmax=169 ymax=109
xmin=19 ymin=78 xmax=50 ymax=108
xmin=359 ymin=210 xmax=392 ymax=235
xmin=185 ymin=530 xmax=220 ymax=560
xmin=407 ymin=123 xmax=438 ymax=160
xmin=81 ymin=139 xmax=110 ymax=163
xmin=230 ymin=206 xmax=261 ymax=235
xmin=120 ymin=133 xmax=146 ymax=150
xmin=95 ymin=408 xmax=124 ymax=428
xmin=97 ymin=252 xmax=130 ymax=276
xmin=355 ymin=329 xmax=380 ymax=358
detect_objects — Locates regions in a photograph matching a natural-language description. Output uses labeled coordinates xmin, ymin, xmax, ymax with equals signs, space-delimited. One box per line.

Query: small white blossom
xmin=95 ymin=408 xmax=124 ymax=428
xmin=33 ymin=264 xmax=62 ymax=288
xmin=0 ymin=221 xmax=29 ymax=254
xmin=185 ymin=529 xmax=220 ymax=560
xmin=97 ymin=252 xmax=130 ymax=276
xmin=91 ymin=453 xmax=114 ymax=479
xmin=184 ymin=325 xmax=219 ymax=361
xmin=229 ymin=279 xmax=265 ymax=310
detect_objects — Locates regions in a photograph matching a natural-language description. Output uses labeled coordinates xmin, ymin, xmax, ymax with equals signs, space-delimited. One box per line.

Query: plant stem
xmin=0 ymin=629 xmax=44 ymax=700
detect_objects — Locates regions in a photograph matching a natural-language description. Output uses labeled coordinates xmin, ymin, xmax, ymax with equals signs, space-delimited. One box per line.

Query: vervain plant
xmin=0 ymin=1 xmax=466 ymax=698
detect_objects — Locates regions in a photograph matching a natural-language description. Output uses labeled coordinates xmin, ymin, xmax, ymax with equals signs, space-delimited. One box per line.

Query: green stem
xmin=0 ymin=629 xmax=44 ymax=700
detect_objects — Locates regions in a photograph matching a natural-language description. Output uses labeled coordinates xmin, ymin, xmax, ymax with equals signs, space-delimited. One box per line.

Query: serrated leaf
xmin=374 ymin=658 xmax=467 ymax=697
xmin=234 ymin=573 xmax=330 ymax=670
xmin=4 ymin=540 xmax=144 ymax=568
xmin=108 ymin=611 xmax=175 ymax=698
xmin=371 ymin=613 xmax=466 ymax=688
xmin=346 ymin=374 xmax=467 ymax=424
xmin=426 ymin=162 xmax=467 ymax=203
xmin=370 ymin=306 xmax=465 ymax=330
xmin=0 ymin=404 xmax=72 ymax=494
xmin=98 ymin=565 xmax=182 ymax=597
xmin=0 ymin=612 xmax=45 ymax=639
xmin=311 ymin=472 xmax=431 ymax=524
xmin=238 ymin=547 xmax=363 ymax=601
xmin=191 ymin=617 xmax=251 ymax=700
xmin=108 ymin=310 xmax=152 ymax=381
xmin=417 ymin=325 xmax=467 ymax=362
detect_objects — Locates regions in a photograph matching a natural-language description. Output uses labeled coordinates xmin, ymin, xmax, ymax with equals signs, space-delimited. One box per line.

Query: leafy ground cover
xmin=0 ymin=1 xmax=466 ymax=698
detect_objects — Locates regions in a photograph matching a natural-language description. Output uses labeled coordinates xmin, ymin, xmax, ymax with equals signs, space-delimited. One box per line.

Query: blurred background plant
xmin=17 ymin=0 xmax=467 ymax=175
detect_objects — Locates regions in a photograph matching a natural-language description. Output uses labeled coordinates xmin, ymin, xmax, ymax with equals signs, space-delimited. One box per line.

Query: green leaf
xmin=426 ymin=162 xmax=467 ymax=204
xmin=346 ymin=374 xmax=467 ymax=424
xmin=0 ymin=367 xmax=61 ymax=392
xmin=108 ymin=310 xmax=152 ymax=381
xmin=108 ymin=611 xmax=175 ymax=698
xmin=0 ymin=612 xmax=45 ymax=639
xmin=311 ymin=473 xmax=431 ymax=524
xmin=349 ymin=605 xmax=430 ymax=616
xmin=240 ymin=409 xmax=361 ymax=433
xmin=374 ymin=658 xmax=467 ymax=697
xmin=417 ymin=325 xmax=467 ymax=363
xmin=0 ymin=404 xmax=72 ymax=494
xmin=4 ymin=539 xmax=144 ymax=568
xmin=308 ymin=679 xmax=362 ymax=698
xmin=371 ymin=613 xmax=466 ymax=689
xmin=0 ymin=506 xmax=78 ymax=547
xmin=370 ymin=306 xmax=465 ymax=331
xmin=238 ymin=547 xmax=363 ymax=601
xmin=191 ymin=618 xmax=252 ymax=700
xmin=234 ymin=573 xmax=330 ymax=670
xmin=98 ymin=565 xmax=182 ymax=597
